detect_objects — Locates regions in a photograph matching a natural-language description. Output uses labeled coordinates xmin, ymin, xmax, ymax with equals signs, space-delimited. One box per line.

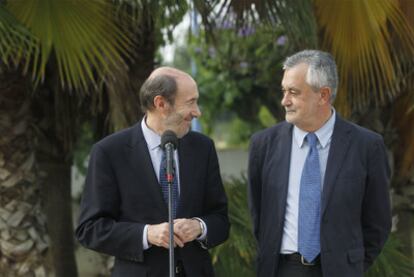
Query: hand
xmin=147 ymin=222 xmax=184 ymax=249
xmin=173 ymin=218 xmax=202 ymax=245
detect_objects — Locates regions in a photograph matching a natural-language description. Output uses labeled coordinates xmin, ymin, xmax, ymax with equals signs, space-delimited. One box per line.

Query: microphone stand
xmin=165 ymin=143 xmax=175 ymax=277
xmin=161 ymin=130 xmax=178 ymax=277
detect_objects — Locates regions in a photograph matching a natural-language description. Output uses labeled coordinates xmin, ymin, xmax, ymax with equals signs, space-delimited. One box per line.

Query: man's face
xmin=164 ymin=78 xmax=201 ymax=138
xmin=281 ymin=63 xmax=322 ymax=131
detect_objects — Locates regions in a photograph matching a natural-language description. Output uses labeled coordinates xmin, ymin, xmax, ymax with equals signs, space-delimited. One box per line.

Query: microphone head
xmin=161 ymin=130 xmax=178 ymax=150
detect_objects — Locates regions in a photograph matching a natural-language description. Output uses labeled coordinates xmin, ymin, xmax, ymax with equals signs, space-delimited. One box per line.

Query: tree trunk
xmin=99 ymin=1 xmax=156 ymax=137
xmin=0 ymin=66 xmax=50 ymax=276
xmin=32 ymin=62 xmax=79 ymax=277
xmin=41 ymin=162 xmax=77 ymax=277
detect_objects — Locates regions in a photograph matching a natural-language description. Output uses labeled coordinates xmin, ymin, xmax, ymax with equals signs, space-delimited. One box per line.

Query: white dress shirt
xmin=140 ymin=118 xmax=207 ymax=249
xmin=280 ymin=110 xmax=336 ymax=254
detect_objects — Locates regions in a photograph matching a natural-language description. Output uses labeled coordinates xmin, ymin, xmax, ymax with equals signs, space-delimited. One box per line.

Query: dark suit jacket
xmin=248 ymin=115 xmax=391 ymax=277
xmin=75 ymin=123 xmax=230 ymax=277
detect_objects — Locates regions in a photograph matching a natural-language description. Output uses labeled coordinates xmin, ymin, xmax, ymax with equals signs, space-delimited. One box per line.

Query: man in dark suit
xmin=248 ymin=50 xmax=391 ymax=277
xmin=76 ymin=67 xmax=230 ymax=276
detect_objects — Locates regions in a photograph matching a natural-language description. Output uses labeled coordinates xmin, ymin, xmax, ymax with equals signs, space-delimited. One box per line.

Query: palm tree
xmin=0 ymin=1 xmax=132 ymax=275
xmin=0 ymin=65 xmax=50 ymax=276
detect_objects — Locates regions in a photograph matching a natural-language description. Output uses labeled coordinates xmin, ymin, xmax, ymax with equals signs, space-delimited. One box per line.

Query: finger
xmin=174 ymin=228 xmax=184 ymax=242
xmin=162 ymin=237 xmax=180 ymax=249
xmin=161 ymin=235 xmax=174 ymax=249
xmin=159 ymin=225 xmax=172 ymax=248
xmin=174 ymin=234 xmax=185 ymax=247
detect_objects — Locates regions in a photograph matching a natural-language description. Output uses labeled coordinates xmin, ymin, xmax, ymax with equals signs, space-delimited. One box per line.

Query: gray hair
xmin=139 ymin=74 xmax=177 ymax=112
xmin=283 ymin=50 xmax=338 ymax=102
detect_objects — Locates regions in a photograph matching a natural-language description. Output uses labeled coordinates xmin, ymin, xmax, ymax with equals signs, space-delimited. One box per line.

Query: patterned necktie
xmin=298 ymin=132 xmax=321 ymax=263
xmin=159 ymin=149 xmax=179 ymax=218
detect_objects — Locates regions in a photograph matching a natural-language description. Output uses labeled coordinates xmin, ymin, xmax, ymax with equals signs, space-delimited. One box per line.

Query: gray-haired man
xmin=248 ymin=50 xmax=391 ymax=277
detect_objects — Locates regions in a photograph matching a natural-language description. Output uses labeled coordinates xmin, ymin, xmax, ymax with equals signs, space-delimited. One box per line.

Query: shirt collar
xmin=316 ymin=108 xmax=336 ymax=148
xmin=293 ymin=108 xmax=336 ymax=148
xmin=141 ymin=117 xmax=161 ymax=151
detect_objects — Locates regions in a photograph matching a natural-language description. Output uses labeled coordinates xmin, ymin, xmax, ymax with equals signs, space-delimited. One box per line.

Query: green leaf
xmin=6 ymin=0 xmax=133 ymax=91
xmin=315 ymin=0 xmax=414 ymax=114
xmin=0 ymin=3 xmax=38 ymax=69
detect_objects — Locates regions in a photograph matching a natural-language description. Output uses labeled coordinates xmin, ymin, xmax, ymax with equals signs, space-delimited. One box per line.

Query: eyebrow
xmin=281 ymin=86 xmax=301 ymax=92
xmin=186 ymin=97 xmax=198 ymax=102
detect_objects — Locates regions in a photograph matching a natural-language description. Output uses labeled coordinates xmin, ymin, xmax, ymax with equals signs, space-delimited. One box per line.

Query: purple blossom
xmin=237 ymin=26 xmax=256 ymax=37
xmin=194 ymin=47 xmax=202 ymax=54
xmin=208 ymin=47 xmax=216 ymax=58
xmin=239 ymin=61 xmax=249 ymax=69
xmin=219 ymin=20 xmax=234 ymax=30
xmin=276 ymin=35 xmax=287 ymax=46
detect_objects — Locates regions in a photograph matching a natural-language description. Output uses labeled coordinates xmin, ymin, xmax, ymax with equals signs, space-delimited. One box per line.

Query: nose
xmin=281 ymin=92 xmax=291 ymax=107
xmin=193 ymin=104 xmax=202 ymax=118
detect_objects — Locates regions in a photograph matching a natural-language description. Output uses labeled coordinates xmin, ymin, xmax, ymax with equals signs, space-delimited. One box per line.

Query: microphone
xmin=160 ymin=130 xmax=178 ymax=277
xmin=161 ymin=130 xmax=178 ymax=183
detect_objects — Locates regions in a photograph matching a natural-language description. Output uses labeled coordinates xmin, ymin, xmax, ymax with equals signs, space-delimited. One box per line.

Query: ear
xmin=319 ymin=87 xmax=332 ymax=104
xmin=153 ymin=95 xmax=170 ymax=111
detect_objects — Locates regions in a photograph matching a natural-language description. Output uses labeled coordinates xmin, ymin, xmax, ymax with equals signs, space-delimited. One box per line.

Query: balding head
xmin=140 ymin=67 xmax=195 ymax=113
xmin=149 ymin=66 xmax=192 ymax=80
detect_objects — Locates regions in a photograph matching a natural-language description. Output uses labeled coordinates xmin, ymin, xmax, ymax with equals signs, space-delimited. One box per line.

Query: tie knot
xmin=306 ymin=133 xmax=318 ymax=148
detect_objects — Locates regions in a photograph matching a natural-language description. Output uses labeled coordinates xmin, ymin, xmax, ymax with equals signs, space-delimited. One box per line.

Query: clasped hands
xmin=147 ymin=218 xmax=202 ymax=249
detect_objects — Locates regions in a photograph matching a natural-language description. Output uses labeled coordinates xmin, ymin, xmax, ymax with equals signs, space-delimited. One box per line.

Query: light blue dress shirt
xmin=280 ymin=110 xmax=336 ymax=254
xmin=141 ymin=118 xmax=207 ymax=249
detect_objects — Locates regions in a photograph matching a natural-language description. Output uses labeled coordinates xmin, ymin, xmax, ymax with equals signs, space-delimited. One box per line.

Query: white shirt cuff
xmin=194 ymin=217 xmax=207 ymax=241
xmin=143 ymin=225 xmax=150 ymax=250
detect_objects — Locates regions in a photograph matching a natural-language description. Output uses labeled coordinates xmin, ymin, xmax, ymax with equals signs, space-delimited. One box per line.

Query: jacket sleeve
xmin=75 ymin=144 xmax=145 ymax=262
xmin=247 ymin=134 xmax=263 ymax=243
xmin=362 ymin=136 xmax=392 ymax=270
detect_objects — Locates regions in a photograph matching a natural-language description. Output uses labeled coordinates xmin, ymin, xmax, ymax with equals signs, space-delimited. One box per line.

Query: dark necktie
xmin=298 ymin=132 xmax=321 ymax=263
xmin=159 ymin=149 xmax=179 ymax=218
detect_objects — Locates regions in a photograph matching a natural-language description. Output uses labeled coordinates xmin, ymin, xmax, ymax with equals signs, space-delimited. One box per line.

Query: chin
xmin=285 ymin=114 xmax=295 ymax=123
xmin=176 ymin=128 xmax=190 ymax=139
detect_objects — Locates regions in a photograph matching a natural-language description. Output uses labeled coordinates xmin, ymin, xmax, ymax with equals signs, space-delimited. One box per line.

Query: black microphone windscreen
xmin=161 ymin=130 xmax=178 ymax=149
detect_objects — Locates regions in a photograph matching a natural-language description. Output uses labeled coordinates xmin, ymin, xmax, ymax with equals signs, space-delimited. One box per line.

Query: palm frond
xmin=6 ymin=0 xmax=133 ymax=91
xmin=194 ymin=0 xmax=317 ymax=48
xmin=211 ymin=175 xmax=256 ymax=277
xmin=365 ymin=233 xmax=414 ymax=277
xmin=315 ymin=0 xmax=414 ymax=115
xmin=0 ymin=3 xmax=37 ymax=68
xmin=113 ymin=0 xmax=188 ymax=43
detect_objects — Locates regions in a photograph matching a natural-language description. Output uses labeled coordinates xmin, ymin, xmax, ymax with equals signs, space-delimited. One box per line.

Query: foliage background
xmin=1 ymin=0 xmax=414 ymax=276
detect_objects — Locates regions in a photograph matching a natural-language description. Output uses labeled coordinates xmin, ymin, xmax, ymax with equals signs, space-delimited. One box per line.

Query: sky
xmin=159 ymin=13 xmax=191 ymax=63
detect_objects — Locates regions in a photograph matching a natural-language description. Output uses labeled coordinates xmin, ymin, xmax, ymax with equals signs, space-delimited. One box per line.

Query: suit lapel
xmin=176 ymin=137 xmax=193 ymax=218
xmin=126 ymin=123 xmax=167 ymax=212
xmin=321 ymin=115 xmax=352 ymax=216
xmin=267 ymin=123 xmax=293 ymax=228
